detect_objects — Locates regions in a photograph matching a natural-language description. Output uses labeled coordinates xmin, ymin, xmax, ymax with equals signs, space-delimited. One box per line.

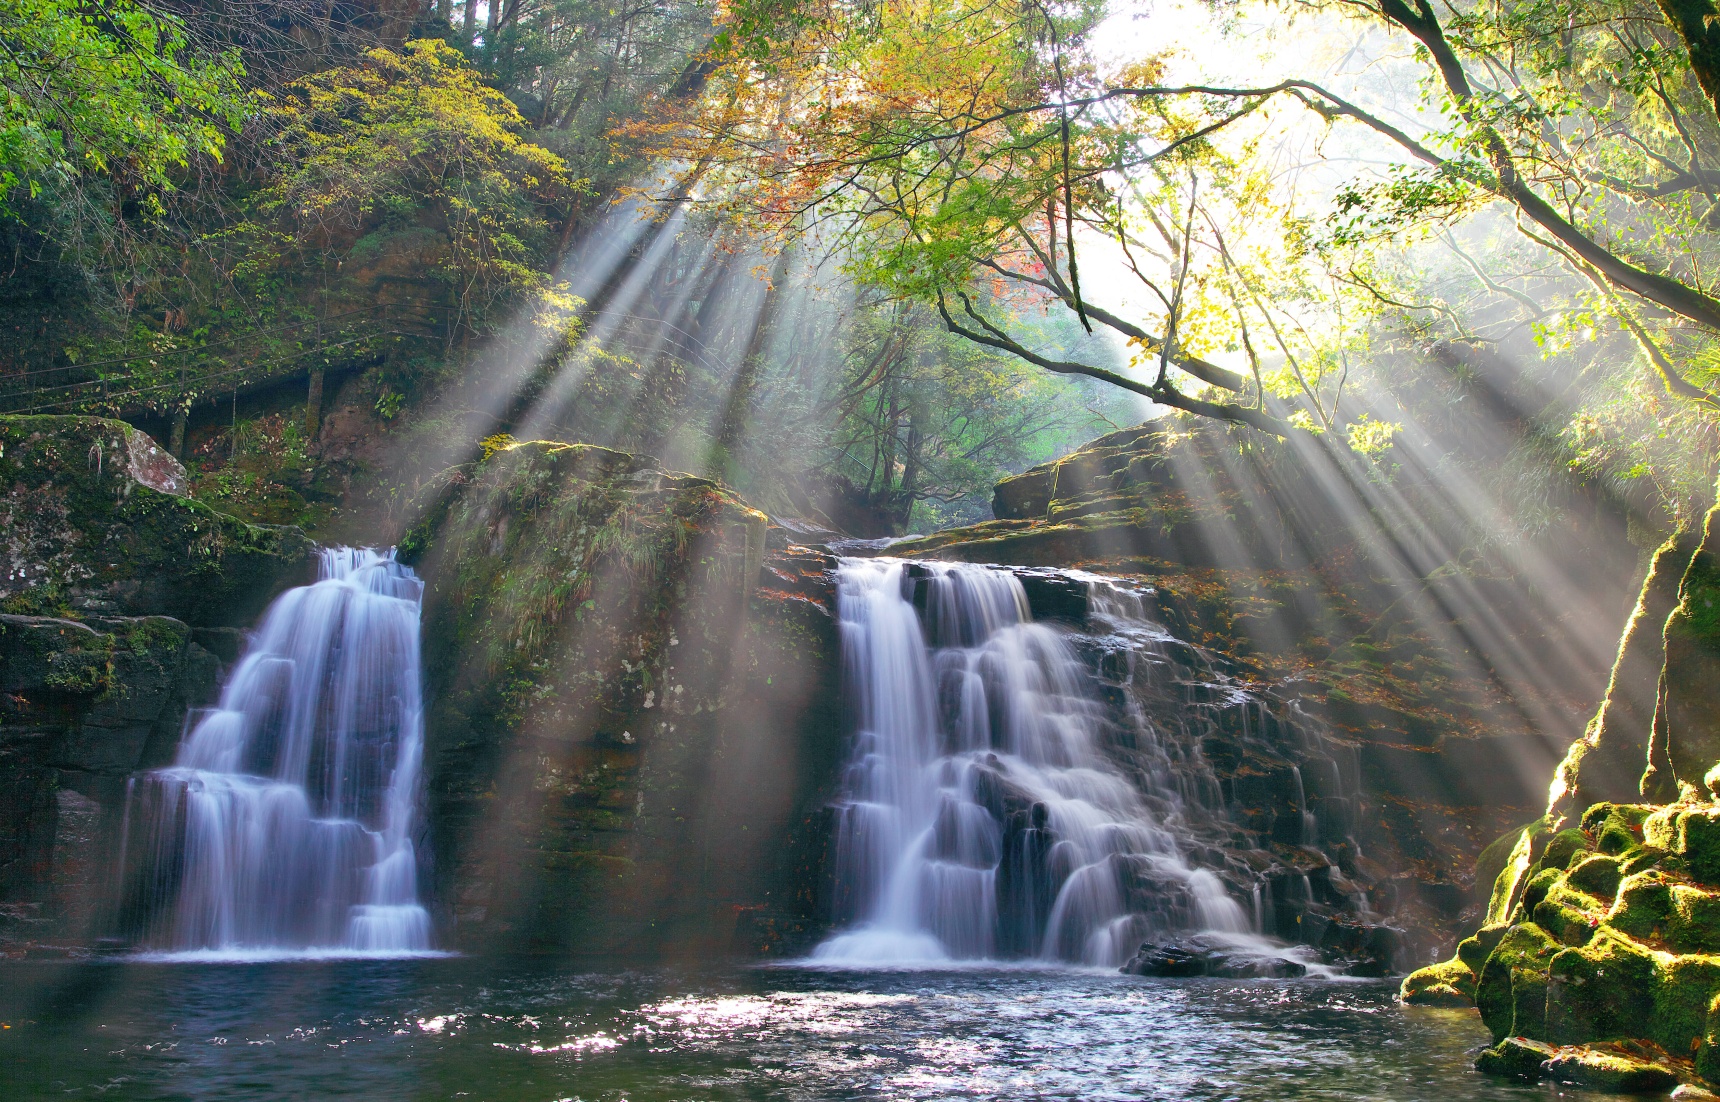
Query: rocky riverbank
xmin=1402 ymin=497 xmax=1720 ymax=1094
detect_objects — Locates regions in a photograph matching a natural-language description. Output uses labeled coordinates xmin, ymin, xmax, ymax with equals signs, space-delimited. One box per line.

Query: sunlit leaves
xmin=0 ymin=0 xmax=245 ymax=216
xmin=243 ymin=39 xmax=579 ymax=327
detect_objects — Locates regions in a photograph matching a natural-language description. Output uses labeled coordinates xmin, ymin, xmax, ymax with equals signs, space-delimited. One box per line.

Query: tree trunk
xmin=168 ymin=409 xmax=187 ymax=460
xmin=306 ymin=368 xmax=325 ymax=442
xmin=706 ymin=250 xmax=792 ymax=480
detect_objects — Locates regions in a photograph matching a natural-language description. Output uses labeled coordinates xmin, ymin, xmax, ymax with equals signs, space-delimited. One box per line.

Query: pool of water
xmin=0 ymin=960 xmax=1611 ymax=1101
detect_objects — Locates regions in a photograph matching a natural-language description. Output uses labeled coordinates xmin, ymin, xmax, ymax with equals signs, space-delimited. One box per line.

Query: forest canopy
xmin=1 ymin=0 xmax=1717 ymax=534
xmin=631 ymin=0 xmax=1720 ymax=481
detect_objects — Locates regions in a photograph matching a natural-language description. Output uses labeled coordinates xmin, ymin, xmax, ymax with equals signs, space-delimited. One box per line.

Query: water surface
xmin=0 ymin=961 xmax=1612 ymax=1100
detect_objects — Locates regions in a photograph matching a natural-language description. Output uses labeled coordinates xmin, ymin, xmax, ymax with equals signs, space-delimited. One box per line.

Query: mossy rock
xmin=1696 ymin=992 xmax=1720 ymax=1084
xmin=1542 ymin=1047 xmax=1679 ymax=1092
xmin=1401 ymin=956 xmax=1475 ymax=1006
xmin=1652 ymin=954 xmax=1720 ymax=1054
xmin=0 ymin=415 xmax=314 ymax=625
xmin=1583 ymin=802 xmax=1656 ymax=835
xmin=1458 ymin=924 xmax=1509 ymax=975
xmin=1608 ymin=871 xmax=1676 ymax=942
xmin=1485 ymin=821 xmax=1555 ymax=927
xmin=1520 ymin=866 xmax=1564 ymax=918
xmin=1542 ymin=827 xmax=1592 ymax=872
xmin=1475 ymin=1035 xmax=1557 ymax=1079
xmin=1670 ymin=886 xmax=1720 ymax=954
xmin=1545 ymin=928 xmax=1659 ymax=1045
xmin=1646 ymin=806 xmax=1720 ymax=885
xmin=1477 ymin=923 xmax=1561 ymax=1041
xmin=1568 ymin=853 xmax=1627 ymax=901
xmin=1536 ymin=897 xmax=1599 ymax=947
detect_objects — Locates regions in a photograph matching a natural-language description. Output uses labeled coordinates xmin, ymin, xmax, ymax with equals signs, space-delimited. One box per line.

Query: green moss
xmin=1566 ymin=853 xmax=1625 ymax=901
xmin=1486 ymin=821 xmax=1553 ymax=927
xmin=1646 ymin=806 xmax=1720 ymax=884
xmin=42 ymin=645 xmax=111 ymax=692
xmin=1458 ymin=924 xmax=1509 ymax=974
xmin=1475 ymin=1035 xmax=1556 ymax=1079
xmin=1697 ymin=992 xmax=1720 ymax=1084
xmin=1541 ymin=1048 xmax=1678 ymax=1092
xmin=1608 ymin=870 xmax=1675 ymax=942
xmin=1545 ymin=928 xmax=1659 ymax=1045
xmin=1534 ymin=897 xmax=1598 ymax=946
xmin=1671 ymin=886 xmax=1720 ymax=954
xmin=1477 ymin=923 xmax=1561 ymax=1041
xmin=1583 ymin=802 xmax=1656 ymax=833
xmin=1401 ymin=956 xmax=1476 ymax=1005
xmin=1521 ymin=866 xmax=1564 ymax=917
xmin=1541 ymin=827 xmax=1591 ymax=872
xmin=1651 ymin=953 xmax=1720 ymax=1053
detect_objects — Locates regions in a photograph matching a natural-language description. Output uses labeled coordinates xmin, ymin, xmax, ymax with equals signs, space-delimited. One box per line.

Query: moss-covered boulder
xmin=1648 ymin=806 xmax=1720 ymax=884
xmin=1474 ymin=1035 xmax=1559 ymax=1078
xmin=1542 ymin=1048 xmax=1680 ymax=1092
xmin=1544 ymin=928 xmax=1659 ymax=1045
xmin=1476 ymin=922 xmax=1562 ymax=1040
xmin=1400 ymin=956 xmax=1476 ymax=1005
xmin=0 ymin=416 xmax=314 ymax=625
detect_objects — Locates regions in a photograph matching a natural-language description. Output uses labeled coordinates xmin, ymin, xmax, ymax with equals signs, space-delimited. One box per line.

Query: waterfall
xmin=814 ymin=558 xmax=1250 ymax=967
xmin=119 ymin=548 xmax=437 ymax=960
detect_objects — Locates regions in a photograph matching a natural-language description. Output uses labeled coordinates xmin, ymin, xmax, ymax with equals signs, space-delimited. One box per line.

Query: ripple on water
xmin=0 ymin=962 xmax=1615 ymax=1101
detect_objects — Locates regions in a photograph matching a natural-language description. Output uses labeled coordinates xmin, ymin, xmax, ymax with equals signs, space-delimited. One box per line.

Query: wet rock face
xmin=886 ymin=422 xmax=1624 ymax=936
xmin=0 ymin=416 xmax=317 ymax=954
xmin=0 ymin=612 xmax=221 ymax=951
xmin=408 ymin=440 xmax=844 ymax=958
xmin=0 ymin=416 xmax=315 ymax=625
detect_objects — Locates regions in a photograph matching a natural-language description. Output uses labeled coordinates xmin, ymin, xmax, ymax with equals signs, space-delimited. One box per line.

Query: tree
xmin=0 ymin=0 xmax=244 ymax=219
xmin=239 ymin=38 xmax=578 ymax=345
xmin=628 ymin=0 xmax=1720 ymax=443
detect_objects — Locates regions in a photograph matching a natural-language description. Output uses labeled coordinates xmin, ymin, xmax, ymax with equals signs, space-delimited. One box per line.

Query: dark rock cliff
xmin=0 ymin=416 xmax=316 ymax=953
xmin=403 ymin=439 xmax=844 ymax=958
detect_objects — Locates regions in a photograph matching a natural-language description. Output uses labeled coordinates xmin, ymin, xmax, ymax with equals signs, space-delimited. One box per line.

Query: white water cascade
xmin=120 ymin=547 xmax=437 ymax=960
xmin=814 ymin=558 xmax=1251 ymax=967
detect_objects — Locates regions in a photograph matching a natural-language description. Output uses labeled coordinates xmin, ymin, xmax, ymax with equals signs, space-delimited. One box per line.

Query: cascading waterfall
xmin=814 ymin=558 xmax=1250 ymax=967
xmin=119 ymin=547 xmax=436 ymax=959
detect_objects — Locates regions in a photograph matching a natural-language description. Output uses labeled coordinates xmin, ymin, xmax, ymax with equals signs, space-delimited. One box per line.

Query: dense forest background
xmin=4 ymin=0 xmax=1718 ymax=555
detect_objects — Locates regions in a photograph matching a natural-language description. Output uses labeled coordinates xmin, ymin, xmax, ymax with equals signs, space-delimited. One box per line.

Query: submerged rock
xmin=1121 ymin=934 xmax=1308 ymax=978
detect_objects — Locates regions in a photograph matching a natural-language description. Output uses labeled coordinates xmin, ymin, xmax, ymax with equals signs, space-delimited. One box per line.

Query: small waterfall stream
xmin=119 ymin=548 xmax=436 ymax=959
xmin=815 ymin=558 xmax=1252 ymax=967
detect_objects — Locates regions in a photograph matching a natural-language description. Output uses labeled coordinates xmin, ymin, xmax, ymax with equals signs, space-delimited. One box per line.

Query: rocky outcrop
xmin=1 ymin=416 xmax=316 ymax=624
xmin=876 ymin=422 xmax=1627 ymax=945
xmin=0 ymin=614 xmax=222 ymax=951
xmin=404 ymin=439 xmax=844 ymax=957
xmin=1402 ymin=493 xmax=1720 ymax=1093
xmin=0 ymin=416 xmax=313 ymax=954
